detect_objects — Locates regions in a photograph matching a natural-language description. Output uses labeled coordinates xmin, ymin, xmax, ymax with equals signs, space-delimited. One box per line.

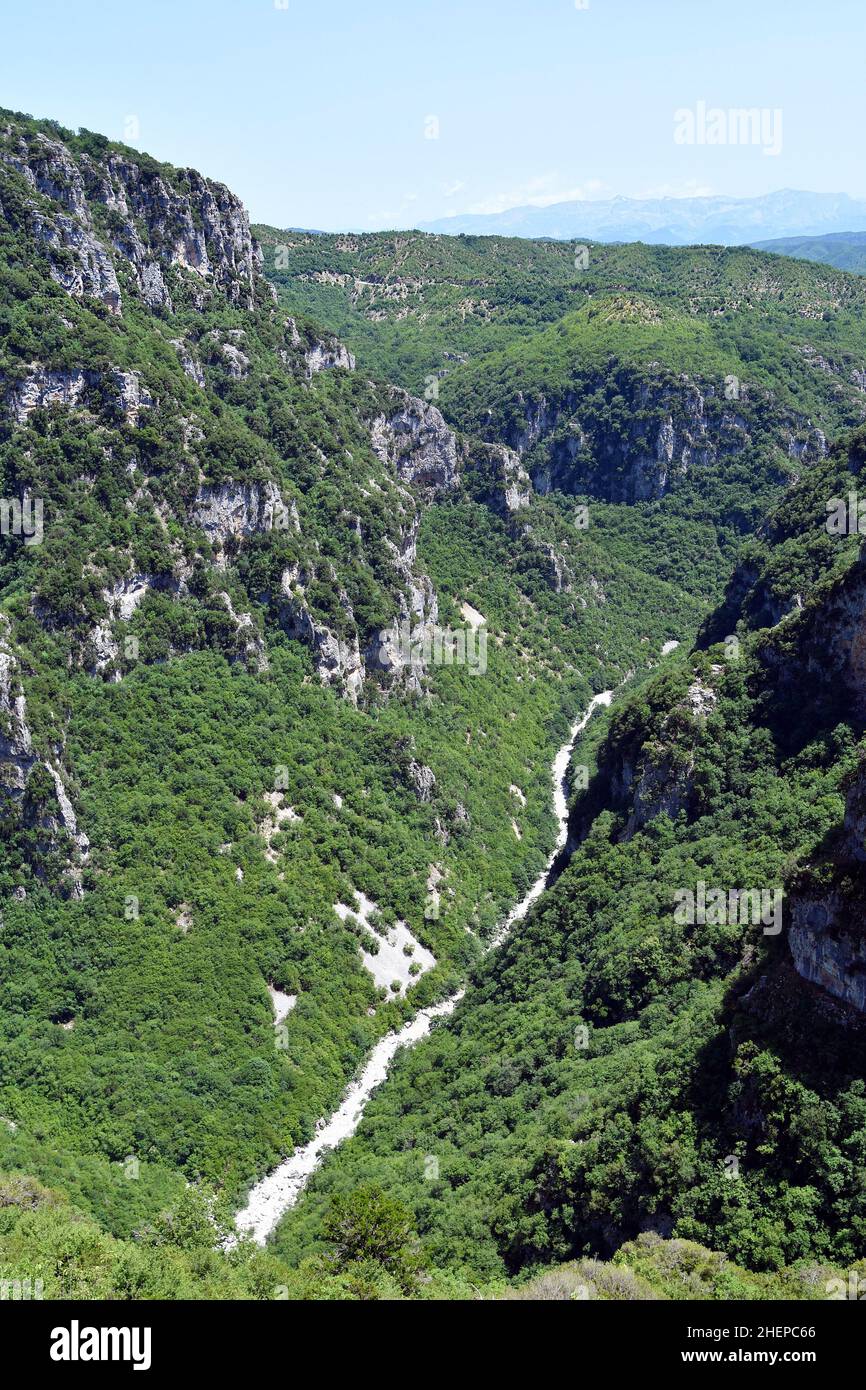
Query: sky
xmin=1 ymin=0 xmax=864 ymax=231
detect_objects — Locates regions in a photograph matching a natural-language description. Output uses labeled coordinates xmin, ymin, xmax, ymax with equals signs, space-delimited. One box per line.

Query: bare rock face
xmin=192 ymin=481 xmax=288 ymax=548
xmin=622 ymin=755 xmax=693 ymax=839
xmin=4 ymin=367 xmax=97 ymax=424
xmin=371 ymin=389 xmax=461 ymax=494
xmin=529 ymin=380 xmax=722 ymax=501
xmin=0 ymin=642 xmax=35 ymax=802
xmin=789 ymin=894 xmax=866 ymax=1015
xmin=112 ymin=369 xmax=153 ymax=424
xmin=276 ymin=565 xmax=365 ymax=705
xmin=305 ymin=339 xmax=355 ymax=376
xmin=407 ymin=760 xmax=437 ymax=802
xmin=170 ymin=338 xmax=205 ymax=388
xmin=496 ymin=374 xmax=828 ymax=505
xmin=786 ymin=427 xmax=827 ymax=461
xmin=205 ymin=330 xmax=251 ymax=380
xmin=0 ymin=623 xmax=88 ymax=893
xmin=30 ymin=210 xmax=123 ymax=313
xmin=364 ymin=512 xmax=441 ymax=696
xmin=100 ymin=152 xmax=262 ymax=309
xmin=86 ymin=572 xmax=185 ymax=677
xmin=759 ymin=555 xmax=866 ymax=721
xmin=2 ymin=365 xmax=152 ymax=427
xmin=218 ymin=591 xmax=268 ymax=673
xmin=465 ymin=441 xmax=532 ymax=515
xmin=497 ymin=447 xmax=533 ymax=512
xmin=0 ymin=125 xmax=263 ymax=317
xmin=578 ymin=675 xmax=718 ymax=844
xmin=536 ymin=537 xmax=572 ymax=594
xmin=785 ymin=766 xmax=866 ymax=1015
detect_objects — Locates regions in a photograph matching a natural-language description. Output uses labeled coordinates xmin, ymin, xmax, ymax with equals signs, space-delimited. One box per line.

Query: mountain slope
xmin=4 ymin=109 xmax=866 ymax=1301
xmin=269 ymin=425 xmax=866 ymax=1279
xmin=257 ymin=227 xmax=866 ymax=408
xmin=0 ymin=111 xmax=721 ymax=1239
xmin=752 ymin=230 xmax=866 ymax=275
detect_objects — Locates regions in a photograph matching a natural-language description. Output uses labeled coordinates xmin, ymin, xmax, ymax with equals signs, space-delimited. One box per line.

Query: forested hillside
xmin=752 ymin=231 xmax=866 ymax=275
xmin=269 ymin=424 xmax=866 ymax=1281
xmin=2 ymin=110 xmax=866 ymax=1300
xmin=0 ymin=111 xmax=710 ymax=1257
xmin=257 ymin=224 xmax=866 ymax=1284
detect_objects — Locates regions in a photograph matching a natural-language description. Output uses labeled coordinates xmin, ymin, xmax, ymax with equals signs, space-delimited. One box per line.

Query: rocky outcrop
xmin=464 ymin=441 xmax=532 ymax=515
xmin=218 ymin=591 xmax=268 ymax=673
xmin=86 ymin=572 xmax=185 ymax=676
xmin=371 ymin=389 xmax=461 ymax=494
xmin=496 ymin=446 xmax=532 ymax=512
xmin=621 ymin=755 xmax=694 ymax=839
xmin=276 ymin=564 xmax=365 ymax=705
xmin=0 ymin=622 xmax=88 ymax=893
xmin=365 ymin=523 xmax=441 ymax=696
xmin=205 ymin=330 xmax=251 ymax=380
xmin=573 ymin=673 xmax=720 ymax=843
xmin=3 ymin=366 xmax=96 ymax=423
xmin=788 ymin=893 xmax=866 ymax=1014
xmin=3 ymin=365 xmax=152 ymax=427
xmin=112 ymin=370 xmax=153 ymax=424
xmin=786 ymin=765 xmax=866 ymax=1015
xmin=486 ymin=372 xmax=828 ymax=505
xmin=758 ymin=554 xmax=866 ymax=724
xmin=30 ymin=210 xmax=123 ymax=313
xmin=0 ymin=640 xmax=35 ymax=804
xmin=170 ymin=338 xmax=205 ymax=388
xmin=0 ymin=124 xmax=263 ymax=315
xmin=406 ymin=760 xmax=436 ymax=802
xmin=192 ymin=480 xmax=288 ymax=547
xmin=305 ymin=339 xmax=355 ymax=376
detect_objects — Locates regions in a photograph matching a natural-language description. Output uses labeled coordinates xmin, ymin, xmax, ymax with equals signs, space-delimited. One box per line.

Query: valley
xmin=234 ymin=689 xmax=613 ymax=1245
xmin=0 ymin=106 xmax=865 ymax=1303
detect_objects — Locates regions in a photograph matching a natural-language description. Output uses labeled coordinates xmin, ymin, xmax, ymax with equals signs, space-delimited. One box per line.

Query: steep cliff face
xmin=757 ymin=554 xmax=866 ymax=726
xmin=462 ymin=440 xmax=532 ymax=516
xmin=370 ymin=389 xmax=461 ymax=494
xmin=0 ymin=622 xmax=88 ymax=895
xmin=2 ymin=112 xmax=521 ymax=899
xmin=785 ymin=765 xmax=866 ymax=1015
xmin=573 ymin=669 xmax=721 ymax=843
xmin=0 ymin=113 xmax=484 ymax=709
xmin=570 ymin=425 xmax=866 ymax=1028
xmin=0 ymin=121 xmax=262 ymax=313
xmin=496 ymin=371 xmax=826 ymax=505
xmin=788 ymin=891 xmax=866 ymax=1014
xmin=701 ymin=427 xmax=866 ymax=644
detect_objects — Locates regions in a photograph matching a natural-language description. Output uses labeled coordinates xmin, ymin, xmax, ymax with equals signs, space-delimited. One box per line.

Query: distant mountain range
xmin=751 ymin=229 xmax=866 ymax=274
xmin=419 ymin=189 xmax=866 ymax=246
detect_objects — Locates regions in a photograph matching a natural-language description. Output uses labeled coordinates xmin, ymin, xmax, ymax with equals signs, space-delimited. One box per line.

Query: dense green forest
xmin=268 ymin=428 xmax=866 ymax=1279
xmin=752 ymin=231 xmax=866 ymax=276
xmin=2 ymin=109 xmax=866 ymax=1299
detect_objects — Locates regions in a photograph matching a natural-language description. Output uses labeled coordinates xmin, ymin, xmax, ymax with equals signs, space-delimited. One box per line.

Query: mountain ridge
xmin=418 ymin=189 xmax=866 ymax=245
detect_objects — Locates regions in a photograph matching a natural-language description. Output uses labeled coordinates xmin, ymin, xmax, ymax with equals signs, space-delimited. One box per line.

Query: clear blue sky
xmin=2 ymin=0 xmax=863 ymax=230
